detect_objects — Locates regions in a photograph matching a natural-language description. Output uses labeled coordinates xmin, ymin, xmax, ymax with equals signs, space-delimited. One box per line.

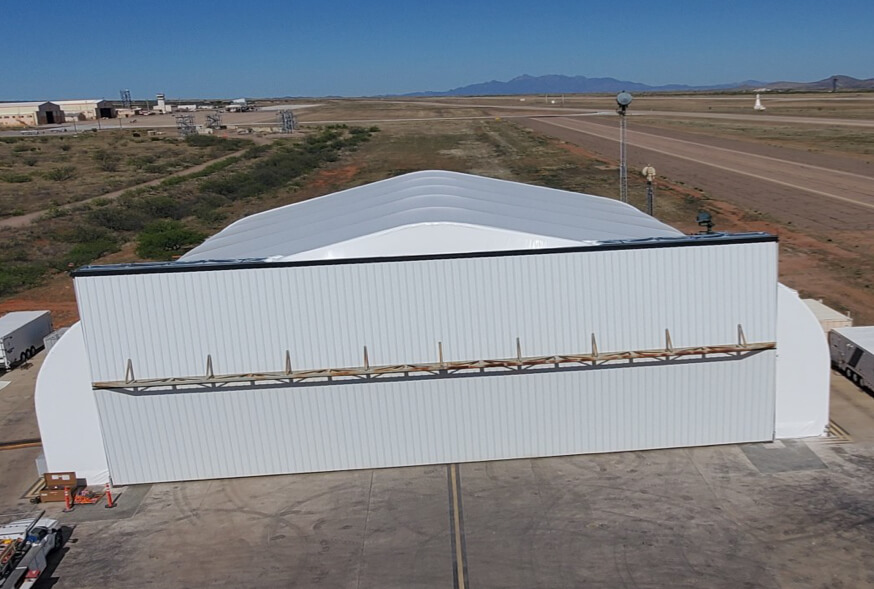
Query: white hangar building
xmin=35 ymin=171 xmax=829 ymax=485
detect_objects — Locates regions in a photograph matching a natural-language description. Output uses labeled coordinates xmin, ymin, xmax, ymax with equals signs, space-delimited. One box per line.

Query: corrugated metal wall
xmin=77 ymin=240 xmax=778 ymax=484
xmin=97 ymin=351 xmax=776 ymax=484
xmin=75 ymin=242 xmax=777 ymax=383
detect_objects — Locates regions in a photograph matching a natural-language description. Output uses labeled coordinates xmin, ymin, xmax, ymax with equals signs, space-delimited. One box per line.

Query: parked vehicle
xmin=829 ymin=326 xmax=874 ymax=391
xmin=0 ymin=512 xmax=63 ymax=588
xmin=0 ymin=311 xmax=53 ymax=371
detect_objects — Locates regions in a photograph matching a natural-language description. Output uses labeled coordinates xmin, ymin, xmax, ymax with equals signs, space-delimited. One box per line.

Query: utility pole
xmin=616 ymin=91 xmax=633 ymax=203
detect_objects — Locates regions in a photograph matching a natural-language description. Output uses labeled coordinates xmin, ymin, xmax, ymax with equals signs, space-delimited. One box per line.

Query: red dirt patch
xmin=307 ymin=165 xmax=362 ymax=192
xmin=0 ymin=276 xmax=78 ymax=327
xmin=553 ymin=141 xmax=612 ymax=163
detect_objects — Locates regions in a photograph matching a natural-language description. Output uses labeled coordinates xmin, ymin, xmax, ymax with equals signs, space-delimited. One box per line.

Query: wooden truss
xmin=93 ymin=325 xmax=775 ymax=390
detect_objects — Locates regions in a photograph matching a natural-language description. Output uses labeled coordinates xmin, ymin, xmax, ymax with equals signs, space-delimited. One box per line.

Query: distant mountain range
xmin=402 ymin=74 xmax=874 ymax=96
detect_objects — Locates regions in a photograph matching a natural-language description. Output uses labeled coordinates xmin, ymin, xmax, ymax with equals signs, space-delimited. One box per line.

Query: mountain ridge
xmin=401 ymin=74 xmax=874 ymax=96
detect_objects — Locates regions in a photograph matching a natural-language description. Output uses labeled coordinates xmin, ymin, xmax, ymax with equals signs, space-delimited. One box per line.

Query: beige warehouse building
xmin=54 ymin=99 xmax=116 ymax=120
xmin=0 ymin=102 xmax=65 ymax=127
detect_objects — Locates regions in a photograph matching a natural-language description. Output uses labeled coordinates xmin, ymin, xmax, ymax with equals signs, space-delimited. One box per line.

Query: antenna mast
xmin=615 ymin=91 xmax=633 ymax=203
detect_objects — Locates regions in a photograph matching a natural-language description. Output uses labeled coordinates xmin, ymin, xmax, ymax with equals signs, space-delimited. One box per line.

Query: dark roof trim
xmin=72 ymin=232 xmax=777 ymax=278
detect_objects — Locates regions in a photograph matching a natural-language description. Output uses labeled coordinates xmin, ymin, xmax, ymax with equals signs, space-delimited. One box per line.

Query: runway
xmin=522 ymin=116 xmax=874 ymax=233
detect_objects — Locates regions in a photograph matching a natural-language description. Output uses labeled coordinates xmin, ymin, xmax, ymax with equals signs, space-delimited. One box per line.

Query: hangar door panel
xmin=96 ymin=351 xmax=775 ymax=485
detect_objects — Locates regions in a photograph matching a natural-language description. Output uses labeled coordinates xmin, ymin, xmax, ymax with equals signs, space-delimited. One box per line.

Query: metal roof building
xmin=0 ymin=102 xmax=64 ymax=127
xmin=52 ymin=100 xmax=116 ymax=120
xmin=35 ymin=171 xmax=829 ymax=485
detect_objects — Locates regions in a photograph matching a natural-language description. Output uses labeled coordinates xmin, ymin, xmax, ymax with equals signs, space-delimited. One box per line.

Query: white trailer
xmin=830 ymin=326 xmax=874 ymax=391
xmin=0 ymin=512 xmax=63 ymax=589
xmin=0 ymin=311 xmax=52 ymax=371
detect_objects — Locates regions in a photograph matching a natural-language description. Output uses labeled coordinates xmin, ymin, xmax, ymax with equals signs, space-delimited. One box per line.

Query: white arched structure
xmin=35 ymin=171 xmax=829 ymax=483
xmin=35 ymin=322 xmax=109 ymax=483
xmin=775 ymin=284 xmax=830 ymax=437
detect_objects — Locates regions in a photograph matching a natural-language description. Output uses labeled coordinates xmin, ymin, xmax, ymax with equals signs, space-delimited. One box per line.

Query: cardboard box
xmin=44 ymin=472 xmax=77 ymax=490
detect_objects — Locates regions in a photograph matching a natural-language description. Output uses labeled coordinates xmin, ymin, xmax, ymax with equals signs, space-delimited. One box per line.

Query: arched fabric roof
xmin=181 ymin=170 xmax=683 ymax=262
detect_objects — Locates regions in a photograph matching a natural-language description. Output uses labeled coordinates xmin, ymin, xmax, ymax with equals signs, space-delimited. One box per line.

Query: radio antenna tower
xmin=205 ymin=111 xmax=222 ymax=130
xmin=616 ymin=91 xmax=633 ymax=203
xmin=120 ymin=89 xmax=132 ymax=109
xmin=175 ymin=114 xmax=196 ymax=137
xmin=279 ymin=110 xmax=296 ymax=133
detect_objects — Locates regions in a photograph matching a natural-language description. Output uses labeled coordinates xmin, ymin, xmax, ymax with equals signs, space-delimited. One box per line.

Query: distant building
xmin=226 ymin=98 xmax=251 ymax=112
xmin=0 ymin=102 xmax=65 ymax=127
xmin=53 ymin=99 xmax=116 ymax=120
xmin=153 ymin=93 xmax=173 ymax=114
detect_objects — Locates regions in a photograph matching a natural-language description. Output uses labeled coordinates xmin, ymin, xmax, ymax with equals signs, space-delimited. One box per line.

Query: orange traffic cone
xmin=104 ymin=482 xmax=115 ymax=509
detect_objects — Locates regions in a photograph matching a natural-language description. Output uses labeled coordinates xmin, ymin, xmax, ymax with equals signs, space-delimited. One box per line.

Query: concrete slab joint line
xmin=447 ymin=464 xmax=470 ymax=589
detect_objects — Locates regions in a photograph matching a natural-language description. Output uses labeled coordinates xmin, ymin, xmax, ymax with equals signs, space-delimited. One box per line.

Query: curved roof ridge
xmin=181 ymin=170 xmax=682 ymax=262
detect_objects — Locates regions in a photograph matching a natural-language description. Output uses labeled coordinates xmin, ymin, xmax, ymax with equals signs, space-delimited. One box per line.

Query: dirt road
xmin=522 ymin=116 xmax=874 ymax=233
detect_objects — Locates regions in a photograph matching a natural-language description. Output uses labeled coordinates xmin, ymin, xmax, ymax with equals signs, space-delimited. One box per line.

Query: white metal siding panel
xmin=75 ymin=242 xmax=777 ymax=384
xmin=96 ymin=350 xmax=776 ymax=485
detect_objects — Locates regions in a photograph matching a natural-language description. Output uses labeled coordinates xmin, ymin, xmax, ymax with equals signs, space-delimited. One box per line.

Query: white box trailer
xmin=803 ymin=298 xmax=853 ymax=333
xmin=830 ymin=326 xmax=874 ymax=391
xmin=0 ymin=311 xmax=53 ymax=371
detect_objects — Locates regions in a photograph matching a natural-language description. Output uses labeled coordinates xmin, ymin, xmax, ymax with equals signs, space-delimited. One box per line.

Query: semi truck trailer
xmin=0 ymin=311 xmax=52 ymax=371
xmin=830 ymin=326 xmax=874 ymax=392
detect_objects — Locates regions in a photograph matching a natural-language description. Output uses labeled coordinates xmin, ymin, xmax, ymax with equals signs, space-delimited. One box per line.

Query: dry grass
xmin=0 ymin=131 xmax=246 ymax=216
xmin=631 ymin=118 xmax=874 ymax=159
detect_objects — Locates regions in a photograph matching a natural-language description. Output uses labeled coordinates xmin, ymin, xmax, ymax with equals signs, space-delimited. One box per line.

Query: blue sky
xmin=2 ymin=0 xmax=872 ymax=100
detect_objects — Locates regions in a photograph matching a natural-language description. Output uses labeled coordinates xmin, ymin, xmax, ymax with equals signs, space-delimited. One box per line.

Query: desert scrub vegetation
xmin=136 ymin=220 xmax=206 ymax=259
xmin=0 ymin=172 xmax=32 ymax=183
xmin=0 ymin=125 xmax=377 ymax=290
xmin=43 ymin=165 xmax=78 ymax=181
xmin=199 ymin=125 xmax=375 ymax=200
xmin=0 ymin=263 xmax=47 ymax=298
xmin=0 ymin=131 xmax=253 ymax=216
